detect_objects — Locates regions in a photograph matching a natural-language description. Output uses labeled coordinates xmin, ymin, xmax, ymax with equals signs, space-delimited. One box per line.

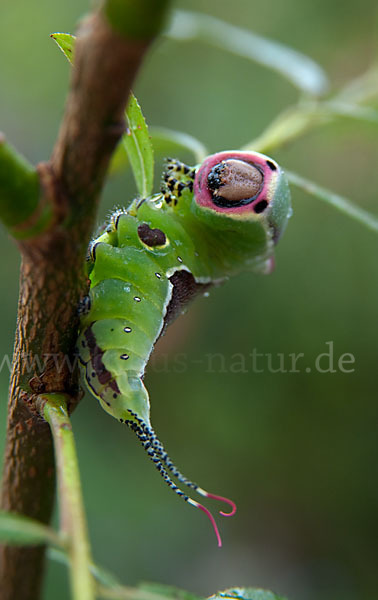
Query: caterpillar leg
xmin=126 ymin=416 xmax=236 ymax=546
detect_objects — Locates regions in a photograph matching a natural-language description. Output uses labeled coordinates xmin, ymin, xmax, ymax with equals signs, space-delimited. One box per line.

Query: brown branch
xmin=51 ymin=13 xmax=149 ymax=222
xmin=0 ymin=4 xmax=170 ymax=599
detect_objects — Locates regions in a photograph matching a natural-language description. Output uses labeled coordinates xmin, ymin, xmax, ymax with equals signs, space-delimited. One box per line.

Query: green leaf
xmin=208 ymin=588 xmax=288 ymax=600
xmin=167 ymin=11 xmax=328 ymax=97
xmin=0 ymin=510 xmax=63 ymax=547
xmin=50 ymin=33 xmax=154 ymax=197
xmin=50 ymin=32 xmax=76 ymax=64
xmin=123 ymin=93 xmax=154 ymax=197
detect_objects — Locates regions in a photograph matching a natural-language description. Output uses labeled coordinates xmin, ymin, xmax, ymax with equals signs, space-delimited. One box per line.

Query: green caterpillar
xmin=77 ymin=150 xmax=291 ymax=546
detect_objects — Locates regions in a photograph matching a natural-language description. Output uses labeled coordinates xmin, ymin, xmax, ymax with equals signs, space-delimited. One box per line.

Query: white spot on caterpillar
xmin=155 ymin=272 xmax=162 ymax=279
xmin=134 ymin=296 xmax=141 ymax=302
xmin=177 ymin=256 xmax=183 ymax=263
xmin=124 ymin=327 xmax=132 ymax=333
xmin=120 ymin=354 xmax=129 ymax=360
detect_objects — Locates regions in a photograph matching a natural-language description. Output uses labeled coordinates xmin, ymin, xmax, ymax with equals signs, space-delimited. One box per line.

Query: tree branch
xmin=0 ymin=2 xmax=171 ymax=599
xmin=51 ymin=13 xmax=146 ymax=226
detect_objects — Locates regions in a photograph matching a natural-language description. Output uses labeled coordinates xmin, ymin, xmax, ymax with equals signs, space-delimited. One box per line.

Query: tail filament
xmin=126 ymin=418 xmax=236 ymax=547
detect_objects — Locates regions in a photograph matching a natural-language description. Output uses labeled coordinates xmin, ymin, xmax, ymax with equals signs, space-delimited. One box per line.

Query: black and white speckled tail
xmin=126 ymin=420 xmax=236 ymax=546
xmin=127 ymin=421 xmax=224 ymax=547
xmin=136 ymin=421 xmax=236 ymax=517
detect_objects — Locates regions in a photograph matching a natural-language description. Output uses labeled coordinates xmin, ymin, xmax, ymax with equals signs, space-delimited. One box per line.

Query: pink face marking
xmin=194 ymin=151 xmax=279 ymax=217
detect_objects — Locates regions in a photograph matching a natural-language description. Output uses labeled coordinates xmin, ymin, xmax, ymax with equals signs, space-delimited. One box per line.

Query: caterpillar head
xmin=193 ymin=150 xmax=291 ymax=243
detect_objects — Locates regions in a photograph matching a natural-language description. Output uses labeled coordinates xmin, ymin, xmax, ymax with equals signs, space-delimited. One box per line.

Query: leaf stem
xmin=48 ymin=547 xmax=185 ymax=600
xmin=96 ymin=584 xmax=180 ymax=600
xmin=37 ymin=394 xmax=95 ymax=600
xmin=243 ymin=66 xmax=378 ymax=155
xmin=167 ymin=11 xmax=328 ymax=96
xmin=0 ymin=511 xmax=64 ymax=549
xmin=242 ymin=103 xmax=327 ymax=154
xmin=0 ymin=134 xmax=52 ymax=237
xmin=287 ymin=170 xmax=378 ymax=234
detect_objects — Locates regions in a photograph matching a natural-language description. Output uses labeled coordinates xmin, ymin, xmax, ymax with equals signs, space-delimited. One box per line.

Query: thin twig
xmin=167 ymin=11 xmax=329 ymax=96
xmin=37 ymin=394 xmax=94 ymax=600
xmin=0 ymin=136 xmax=49 ymax=237
xmin=287 ymin=170 xmax=378 ymax=234
xmin=97 ymin=585 xmax=179 ymax=600
xmin=242 ymin=67 xmax=378 ymax=155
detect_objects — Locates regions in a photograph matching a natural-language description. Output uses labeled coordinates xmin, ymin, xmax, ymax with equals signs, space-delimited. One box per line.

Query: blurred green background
xmin=1 ymin=1 xmax=378 ymax=599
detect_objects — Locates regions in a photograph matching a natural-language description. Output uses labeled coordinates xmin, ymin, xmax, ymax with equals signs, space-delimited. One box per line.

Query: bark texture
xmin=0 ymin=7 xmax=166 ymax=599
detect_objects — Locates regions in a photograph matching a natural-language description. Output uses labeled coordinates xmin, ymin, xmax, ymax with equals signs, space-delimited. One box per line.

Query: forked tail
xmin=126 ymin=418 xmax=236 ymax=547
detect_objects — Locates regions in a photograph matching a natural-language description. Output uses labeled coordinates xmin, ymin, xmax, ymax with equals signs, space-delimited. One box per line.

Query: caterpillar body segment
xmin=78 ymin=150 xmax=291 ymax=545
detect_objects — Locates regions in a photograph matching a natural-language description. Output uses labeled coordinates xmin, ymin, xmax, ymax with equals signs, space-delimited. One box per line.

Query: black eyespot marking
xmin=254 ymin=199 xmax=268 ymax=213
xmin=124 ymin=327 xmax=132 ymax=333
xmin=120 ymin=354 xmax=129 ymax=360
xmin=113 ymin=393 xmax=117 ymax=399
xmin=138 ymin=223 xmax=167 ymax=247
xmin=266 ymin=160 xmax=277 ymax=171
